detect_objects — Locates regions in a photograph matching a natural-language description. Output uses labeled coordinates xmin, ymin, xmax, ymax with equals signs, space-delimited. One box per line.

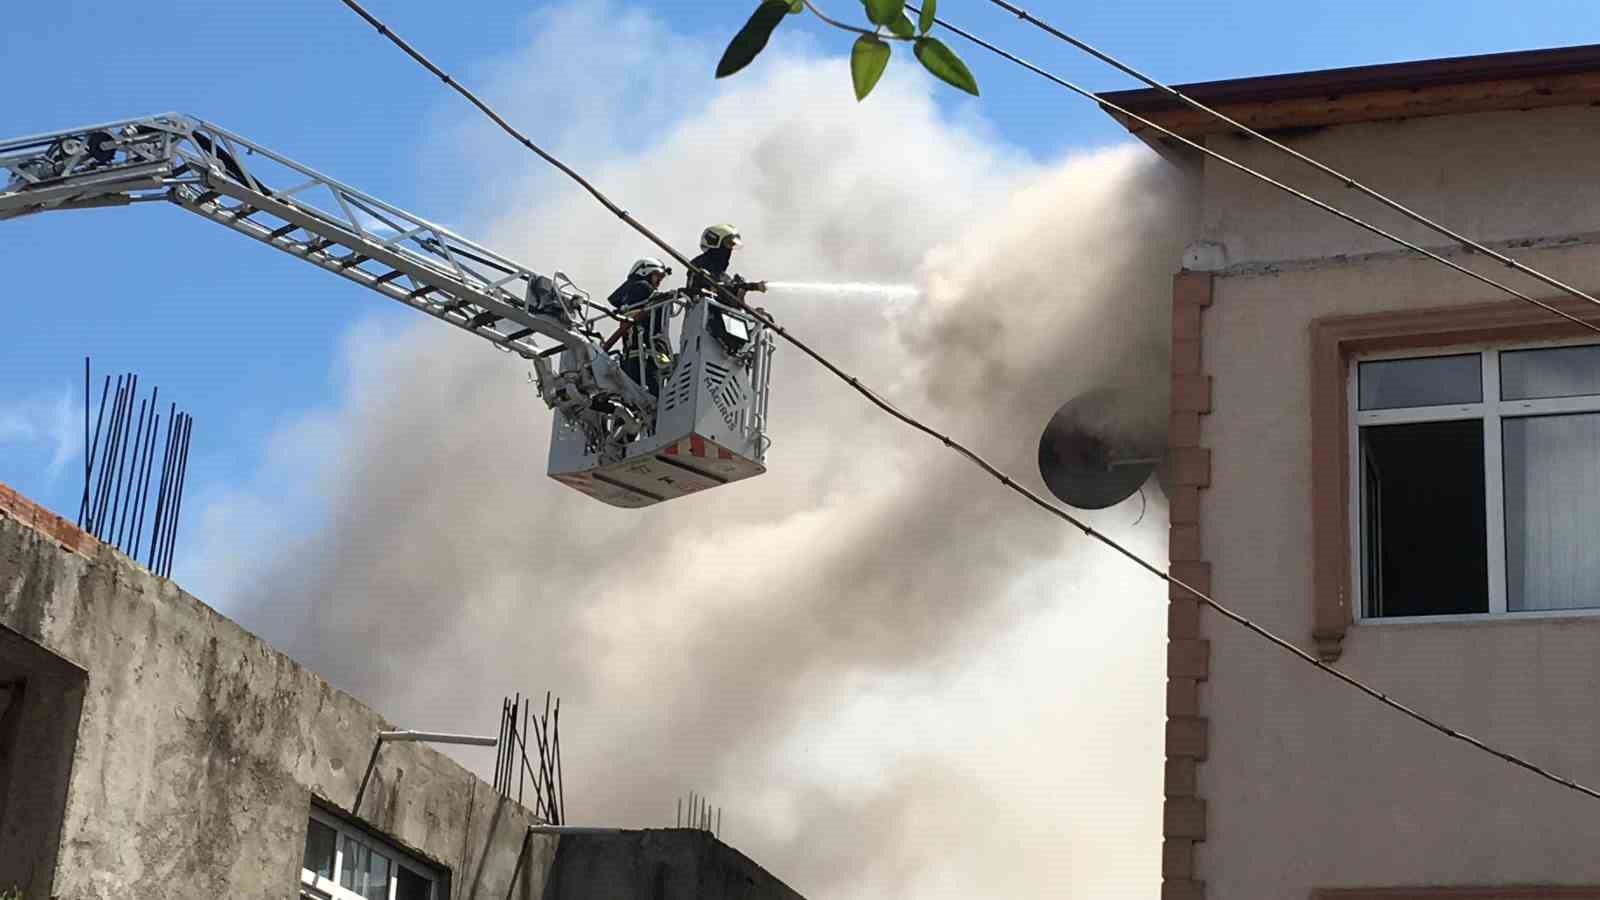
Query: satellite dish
xmin=1037 ymin=389 xmax=1163 ymax=510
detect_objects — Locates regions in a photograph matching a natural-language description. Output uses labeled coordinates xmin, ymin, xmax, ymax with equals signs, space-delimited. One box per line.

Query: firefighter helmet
xmin=700 ymin=224 xmax=742 ymax=251
xmin=629 ymin=257 xmax=671 ymax=280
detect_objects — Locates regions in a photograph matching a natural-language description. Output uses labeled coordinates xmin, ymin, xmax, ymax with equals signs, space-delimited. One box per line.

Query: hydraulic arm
xmin=0 ymin=113 xmax=655 ymax=416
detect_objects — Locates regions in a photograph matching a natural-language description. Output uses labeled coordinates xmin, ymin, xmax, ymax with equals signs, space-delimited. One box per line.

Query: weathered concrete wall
xmin=0 ymin=495 xmax=557 ymax=899
xmin=543 ymin=830 xmax=805 ymax=900
xmin=1187 ymin=112 xmax=1600 ymax=899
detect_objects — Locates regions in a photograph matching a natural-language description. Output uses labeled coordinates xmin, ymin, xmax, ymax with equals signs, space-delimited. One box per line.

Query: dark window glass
xmin=1359 ymin=354 xmax=1481 ymax=410
xmin=340 ymin=835 xmax=359 ymax=890
xmin=340 ymin=835 xmax=392 ymax=900
xmin=365 ymin=849 xmax=391 ymax=900
xmin=1361 ymin=419 xmax=1488 ymax=616
xmin=396 ymin=865 xmax=434 ymax=900
xmin=303 ymin=819 xmax=336 ymax=881
xmin=1501 ymin=344 xmax=1600 ymax=400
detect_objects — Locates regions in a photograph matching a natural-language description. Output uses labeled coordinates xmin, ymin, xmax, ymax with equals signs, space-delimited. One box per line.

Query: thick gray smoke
xmin=204 ymin=5 xmax=1196 ymax=897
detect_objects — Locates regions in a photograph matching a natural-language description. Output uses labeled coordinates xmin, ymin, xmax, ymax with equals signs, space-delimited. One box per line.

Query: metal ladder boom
xmin=0 ymin=113 xmax=654 ymax=413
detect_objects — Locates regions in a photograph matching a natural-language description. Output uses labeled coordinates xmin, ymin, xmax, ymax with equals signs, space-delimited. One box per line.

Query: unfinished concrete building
xmin=0 ymin=482 xmax=804 ymax=900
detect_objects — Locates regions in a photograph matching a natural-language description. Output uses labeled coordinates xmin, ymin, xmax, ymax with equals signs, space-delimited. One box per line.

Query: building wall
xmin=0 ymin=488 xmax=806 ymax=900
xmin=540 ymin=830 xmax=804 ymax=900
xmin=0 ymin=492 xmax=557 ymax=899
xmin=1184 ymin=104 xmax=1600 ymax=898
xmin=1196 ymin=105 xmax=1600 ymax=268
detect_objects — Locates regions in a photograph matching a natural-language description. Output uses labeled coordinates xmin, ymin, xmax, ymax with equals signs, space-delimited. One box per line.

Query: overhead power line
xmin=981 ymin=0 xmax=1600 ymax=314
xmin=336 ymin=0 xmax=1600 ymax=803
xmin=904 ymin=2 xmax=1600 ymax=337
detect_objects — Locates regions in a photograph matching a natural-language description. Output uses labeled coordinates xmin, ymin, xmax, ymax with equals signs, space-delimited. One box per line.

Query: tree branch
xmin=801 ymin=0 xmax=915 ymax=40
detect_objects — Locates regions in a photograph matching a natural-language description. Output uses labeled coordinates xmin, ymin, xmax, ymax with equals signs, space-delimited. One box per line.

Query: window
xmin=1352 ymin=342 xmax=1600 ymax=619
xmin=300 ymin=805 xmax=444 ymax=900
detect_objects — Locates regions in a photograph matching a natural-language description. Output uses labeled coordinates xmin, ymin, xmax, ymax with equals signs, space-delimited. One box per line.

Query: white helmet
xmin=629 ymin=257 xmax=671 ymax=280
xmin=700 ymin=224 xmax=742 ymax=252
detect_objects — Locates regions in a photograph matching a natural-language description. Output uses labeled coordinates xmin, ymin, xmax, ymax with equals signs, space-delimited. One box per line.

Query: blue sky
xmin=2 ymin=0 xmax=1595 ymax=577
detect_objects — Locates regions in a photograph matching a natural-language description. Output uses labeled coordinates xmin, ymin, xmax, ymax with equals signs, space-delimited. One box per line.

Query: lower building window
xmin=301 ymin=805 xmax=443 ymax=900
xmin=1353 ymin=342 xmax=1600 ymax=619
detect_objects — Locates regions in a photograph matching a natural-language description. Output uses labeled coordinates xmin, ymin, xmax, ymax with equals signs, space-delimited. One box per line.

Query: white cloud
xmin=0 ymin=385 xmax=82 ymax=481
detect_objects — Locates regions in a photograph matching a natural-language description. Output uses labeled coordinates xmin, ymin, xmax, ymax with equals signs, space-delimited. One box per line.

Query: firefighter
xmin=686 ymin=224 xmax=766 ymax=355
xmin=686 ymin=224 xmax=767 ymax=299
xmin=607 ymin=257 xmax=676 ymax=395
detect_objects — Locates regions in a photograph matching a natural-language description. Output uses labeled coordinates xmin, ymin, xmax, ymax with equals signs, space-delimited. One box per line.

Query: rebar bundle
xmin=75 ymin=357 xmax=194 ymax=578
xmin=492 ymin=691 xmax=565 ymax=825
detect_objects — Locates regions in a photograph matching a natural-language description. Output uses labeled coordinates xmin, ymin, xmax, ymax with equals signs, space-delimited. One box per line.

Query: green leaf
xmin=787 ymin=0 xmax=803 ymax=10
xmin=716 ymin=1 xmax=792 ymax=78
xmin=917 ymin=0 xmax=937 ymax=34
xmin=913 ymin=36 xmax=978 ymax=95
xmin=887 ymin=12 xmax=916 ymax=37
xmin=850 ymin=35 xmax=891 ymax=100
xmin=864 ymin=0 xmax=905 ymax=27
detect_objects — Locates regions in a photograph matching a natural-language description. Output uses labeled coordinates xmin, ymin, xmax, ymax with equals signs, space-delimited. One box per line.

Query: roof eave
xmin=1097 ymin=43 xmax=1600 ymax=143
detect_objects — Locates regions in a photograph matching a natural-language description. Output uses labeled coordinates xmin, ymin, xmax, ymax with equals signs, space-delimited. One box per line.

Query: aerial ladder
xmin=0 ymin=114 xmax=774 ymax=508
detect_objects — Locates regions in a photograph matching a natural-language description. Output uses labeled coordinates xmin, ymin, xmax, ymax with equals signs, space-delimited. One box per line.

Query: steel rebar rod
xmin=130 ymin=386 xmax=160 ymax=554
xmin=92 ymin=376 xmax=127 ymax=535
xmin=106 ymin=375 xmax=138 ymax=542
xmin=553 ymin=698 xmax=564 ymax=825
xmin=77 ymin=359 xmax=94 ymax=527
xmin=495 ymin=699 xmax=509 ymax=794
xmin=162 ymin=415 xmax=193 ymax=577
xmin=147 ymin=403 xmax=177 ymax=569
xmin=115 ymin=396 xmax=149 ymax=550
xmin=80 ymin=372 xmax=111 ymax=529
xmin=97 ymin=377 xmax=133 ymax=538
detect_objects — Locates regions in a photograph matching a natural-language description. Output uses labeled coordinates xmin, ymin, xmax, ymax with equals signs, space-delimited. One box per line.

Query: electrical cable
xmin=980 ymin=0 xmax=1600 ymax=313
xmin=336 ymin=0 xmax=1600 ymax=803
xmin=903 ymin=3 xmax=1600 ymax=337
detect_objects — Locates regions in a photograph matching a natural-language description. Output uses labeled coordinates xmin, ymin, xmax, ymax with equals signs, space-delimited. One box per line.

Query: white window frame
xmin=1348 ymin=336 xmax=1600 ymax=624
xmin=300 ymin=805 xmax=443 ymax=900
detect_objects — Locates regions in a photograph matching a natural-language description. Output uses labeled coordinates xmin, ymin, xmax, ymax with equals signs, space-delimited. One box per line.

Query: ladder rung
xmin=505 ymin=328 xmax=534 ymax=341
xmin=303 ymin=238 xmax=331 ymax=254
xmin=468 ymin=311 xmax=500 ymax=329
xmin=267 ymin=223 xmax=299 ymax=240
xmin=406 ymin=285 xmax=437 ymax=300
xmin=231 ymin=205 xmax=257 ymax=220
xmin=338 ymin=254 xmax=368 ymax=270
xmin=372 ymin=269 xmax=404 ymax=285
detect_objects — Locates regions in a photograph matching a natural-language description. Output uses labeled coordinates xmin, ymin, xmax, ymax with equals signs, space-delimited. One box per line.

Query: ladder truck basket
xmin=546 ymin=295 xmax=773 ymax=508
xmin=0 ymin=113 xmax=775 ymax=509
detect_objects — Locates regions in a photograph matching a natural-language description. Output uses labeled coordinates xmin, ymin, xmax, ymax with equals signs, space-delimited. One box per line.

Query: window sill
xmin=1356 ymin=606 xmax=1600 ymax=628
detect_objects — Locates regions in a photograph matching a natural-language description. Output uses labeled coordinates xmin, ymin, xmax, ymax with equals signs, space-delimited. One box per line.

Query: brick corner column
xmin=1163 ymin=270 xmax=1214 ymax=899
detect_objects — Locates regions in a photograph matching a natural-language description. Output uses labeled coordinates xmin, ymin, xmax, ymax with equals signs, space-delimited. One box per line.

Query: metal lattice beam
xmin=0 ymin=113 xmax=656 ymax=415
